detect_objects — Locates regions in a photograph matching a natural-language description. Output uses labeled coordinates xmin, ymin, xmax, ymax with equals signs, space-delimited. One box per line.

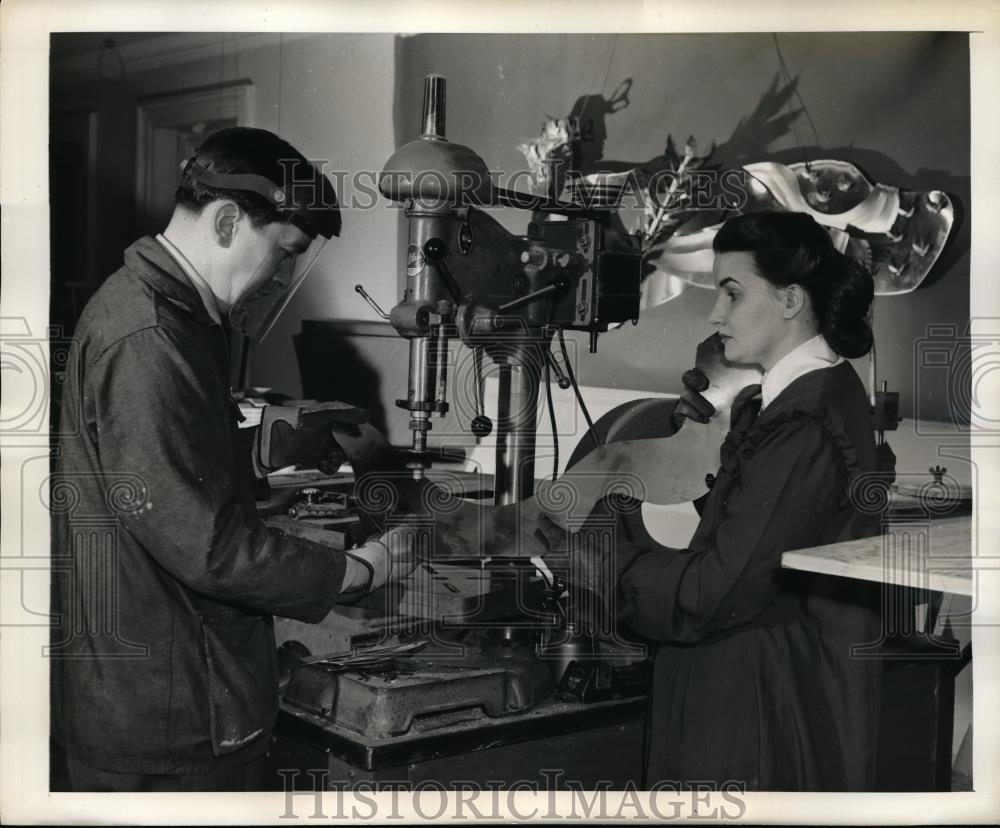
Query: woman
xmin=556 ymin=210 xmax=883 ymax=791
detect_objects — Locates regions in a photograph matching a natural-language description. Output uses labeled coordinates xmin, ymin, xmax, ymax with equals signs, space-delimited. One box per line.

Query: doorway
xmin=134 ymin=80 xmax=254 ymax=238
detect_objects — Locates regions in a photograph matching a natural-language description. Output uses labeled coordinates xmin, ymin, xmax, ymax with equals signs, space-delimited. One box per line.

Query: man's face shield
xmin=228 ymin=218 xmax=327 ymax=341
xmin=183 ymin=159 xmax=341 ymax=341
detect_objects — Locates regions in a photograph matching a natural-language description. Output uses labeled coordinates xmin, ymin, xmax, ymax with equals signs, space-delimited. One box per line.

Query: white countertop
xmin=782 ymin=516 xmax=975 ymax=596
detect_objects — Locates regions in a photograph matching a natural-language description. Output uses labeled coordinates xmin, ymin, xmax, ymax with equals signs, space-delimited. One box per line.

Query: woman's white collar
xmin=761 ymin=335 xmax=843 ymax=409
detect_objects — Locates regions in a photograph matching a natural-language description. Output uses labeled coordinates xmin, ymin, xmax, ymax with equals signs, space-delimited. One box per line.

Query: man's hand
xmin=339 ymin=523 xmax=422 ymax=594
xmin=256 ymin=401 xmax=368 ymax=473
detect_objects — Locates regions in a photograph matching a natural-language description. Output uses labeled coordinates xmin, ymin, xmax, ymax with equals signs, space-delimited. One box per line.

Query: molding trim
xmin=51 ymin=32 xmax=318 ymax=85
xmin=134 ymin=79 xmax=256 ymax=232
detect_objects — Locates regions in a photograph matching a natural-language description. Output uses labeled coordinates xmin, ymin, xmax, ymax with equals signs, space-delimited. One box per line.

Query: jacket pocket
xmin=199 ymin=609 xmax=278 ymax=756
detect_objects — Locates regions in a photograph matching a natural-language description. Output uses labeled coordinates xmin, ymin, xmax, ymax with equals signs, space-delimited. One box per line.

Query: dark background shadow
xmin=295 ymin=321 xmax=390 ymax=436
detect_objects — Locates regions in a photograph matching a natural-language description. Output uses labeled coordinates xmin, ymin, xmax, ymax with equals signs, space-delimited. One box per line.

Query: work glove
xmin=672 ymin=334 xmax=763 ymax=431
xmin=340 ymin=523 xmax=423 ymax=594
xmin=672 ymin=367 xmax=715 ymax=428
xmin=672 ymin=332 xmax=731 ymax=429
xmin=254 ymin=401 xmax=368 ymax=473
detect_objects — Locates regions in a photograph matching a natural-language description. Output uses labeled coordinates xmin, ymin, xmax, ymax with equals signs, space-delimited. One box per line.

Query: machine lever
xmin=497 ymin=280 xmax=568 ymax=313
xmin=493 ymin=186 xmax=613 ymax=221
xmin=354 ymin=285 xmax=390 ymax=320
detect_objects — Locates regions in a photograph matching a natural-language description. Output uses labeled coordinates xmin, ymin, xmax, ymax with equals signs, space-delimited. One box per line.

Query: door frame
xmin=134 ymin=79 xmax=254 ymax=232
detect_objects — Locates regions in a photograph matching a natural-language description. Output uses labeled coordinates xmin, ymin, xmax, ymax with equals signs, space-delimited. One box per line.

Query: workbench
xmin=265 ymin=694 xmax=646 ymax=790
xmin=264 ymin=467 xmax=647 ymax=790
xmin=781 ymin=512 xmax=976 ymax=791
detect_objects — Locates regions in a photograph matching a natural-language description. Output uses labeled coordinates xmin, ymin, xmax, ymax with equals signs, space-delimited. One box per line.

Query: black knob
xmin=471 ymin=415 xmax=493 ymax=438
xmin=424 ymin=238 xmax=446 ymax=260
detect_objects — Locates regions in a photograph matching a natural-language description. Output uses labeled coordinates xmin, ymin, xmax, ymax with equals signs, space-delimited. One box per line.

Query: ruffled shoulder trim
xmin=719 ymin=405 xmax=862 ymax=509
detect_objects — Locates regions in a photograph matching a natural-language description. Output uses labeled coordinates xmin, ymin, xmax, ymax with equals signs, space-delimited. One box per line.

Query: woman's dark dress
xmin=614 ymin=361 xmax=882 ymax=791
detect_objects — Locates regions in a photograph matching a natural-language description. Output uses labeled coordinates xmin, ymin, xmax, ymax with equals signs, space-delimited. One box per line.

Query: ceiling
xmin=49 ymin=33 xmax=177 ymax=61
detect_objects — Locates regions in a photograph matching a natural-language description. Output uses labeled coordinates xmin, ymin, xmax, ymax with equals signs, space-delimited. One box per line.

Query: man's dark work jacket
xmin=51 ymin=237 xmax=346 ymax=773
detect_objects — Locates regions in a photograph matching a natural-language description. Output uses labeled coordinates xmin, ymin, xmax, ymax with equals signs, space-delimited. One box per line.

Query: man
xmin=51 ymin=127 xmax=411 ymax=791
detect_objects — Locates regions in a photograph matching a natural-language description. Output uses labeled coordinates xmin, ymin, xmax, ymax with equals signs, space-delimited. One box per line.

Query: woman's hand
xmin=673 ymin=367 xmax=716 ymax=427
xmin=672 ymin=333 xmax=763 ymax=430
xmin=536 ymin=515 xmax=620 ymax=637
xmin=672 ymin=333 xmax=728 ymax=428
xmin=535 ymin=515 xmax=615 ymax=597
xmin=534 ymin=512 xmax=572 ymax=556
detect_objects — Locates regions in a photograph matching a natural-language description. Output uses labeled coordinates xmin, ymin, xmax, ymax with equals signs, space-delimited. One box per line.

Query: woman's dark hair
xmin=174 ymin=127 xmax=308 ymax=228
xmin=712 ymin=210 xmax=875 ymax=358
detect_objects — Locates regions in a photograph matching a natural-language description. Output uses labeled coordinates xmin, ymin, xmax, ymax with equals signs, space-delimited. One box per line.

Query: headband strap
xmin=183 ymin=160 xmax=341 ymax=239
xmin=185 ymin=163 xmax=291 ymax=207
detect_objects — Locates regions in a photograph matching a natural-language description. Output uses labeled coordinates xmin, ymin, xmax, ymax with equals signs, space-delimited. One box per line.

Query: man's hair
xmin=174 ymin=127 xmax=310 ymax=228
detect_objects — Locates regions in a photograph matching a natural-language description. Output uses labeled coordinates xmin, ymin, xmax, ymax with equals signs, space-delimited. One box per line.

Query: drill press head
xmin=376 ymin=75 xmax=641 ymax=489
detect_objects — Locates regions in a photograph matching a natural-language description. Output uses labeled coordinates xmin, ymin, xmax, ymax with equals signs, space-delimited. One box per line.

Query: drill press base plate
xmin=283 ymin=654 xmax=555 ymax=738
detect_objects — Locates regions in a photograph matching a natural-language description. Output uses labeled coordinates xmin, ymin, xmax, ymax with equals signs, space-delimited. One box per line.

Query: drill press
xmin=273 ymin=75 xmax=645 ymax=741
xmin=373 ymin=73 xmax=641 ymax=501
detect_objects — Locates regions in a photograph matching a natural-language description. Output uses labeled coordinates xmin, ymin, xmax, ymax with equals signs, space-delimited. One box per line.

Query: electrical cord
xmin=544 ymin=336 xmax=560 ymax=480
xmin=555 ymin=329 xmax=635 ymax=545
xmin=557 ymin=328 xmax=600 ymax=449
xmin=474 ymin=346 xmax=485 ymax=416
